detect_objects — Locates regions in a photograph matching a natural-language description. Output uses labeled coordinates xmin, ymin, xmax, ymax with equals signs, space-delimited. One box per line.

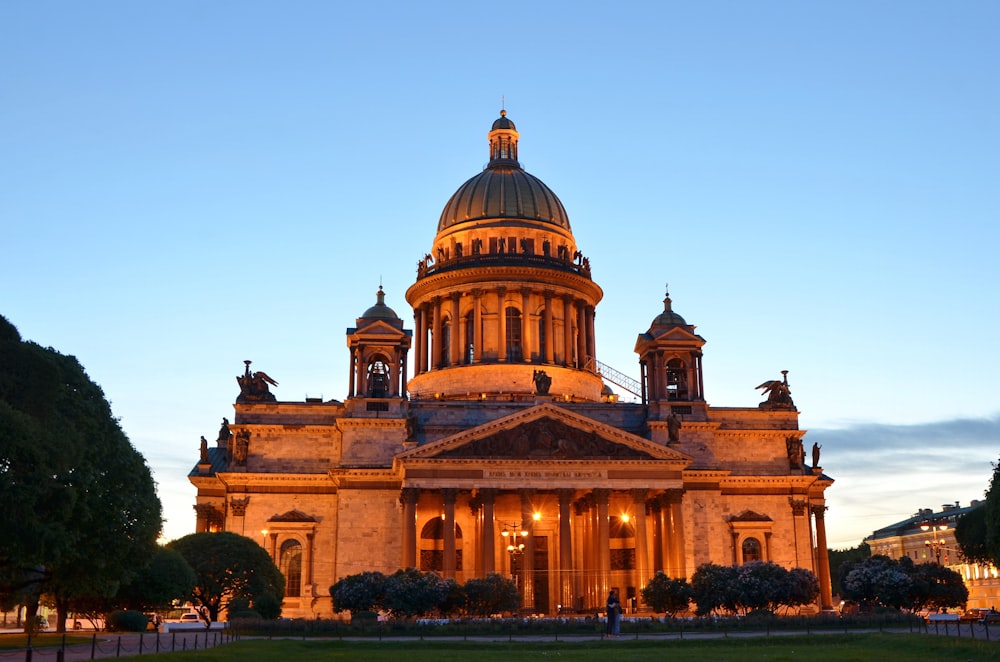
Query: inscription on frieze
xmin=438 ymin=418 xmax=652 ymax=459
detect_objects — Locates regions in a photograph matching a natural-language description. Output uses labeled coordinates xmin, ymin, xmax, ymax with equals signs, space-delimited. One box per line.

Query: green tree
xmin=956 ymin=502 xmax=991 ymax=566
xmin=690 ymin=563 xmax=738 ymax=616
xmin=462 ymin=573 xmax=519 ymax=617
xmin=330 ymin=571 xmax=386 ymax=615
xmin=907 ymin=561 xmax=969 ymax=612
xmin=382 ymin=568 xmax=448 ymax=618
xmin=828 ymin=542 xmax=870 ymax=596
xmin=0 ymin=316 xmax=162 ymax=632
xmin=841 ymin=555 xmax=913 ymax=611
xmin=787 ymin=567 xmax=821 ymax=610
xmin=735 ymin=561 xmax=791 ymax=614
xmin=168 ymin=532 xmax=284 ymax=623
xmin=640 ymin=572 xmax=691 ymax=616
xmin=117 ymin=547 xmax=196 ymax=612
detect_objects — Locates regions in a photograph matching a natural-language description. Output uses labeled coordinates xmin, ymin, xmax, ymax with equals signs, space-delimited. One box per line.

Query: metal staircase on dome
xmin=586 ymin=357 xmax=643 ymax=400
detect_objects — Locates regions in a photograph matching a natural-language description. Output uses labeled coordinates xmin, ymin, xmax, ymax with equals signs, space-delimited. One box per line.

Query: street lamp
xmin=501 ymin=522 xmax=528 ymax=555
xmin=920 ymin=520 xmax=948 ymax=565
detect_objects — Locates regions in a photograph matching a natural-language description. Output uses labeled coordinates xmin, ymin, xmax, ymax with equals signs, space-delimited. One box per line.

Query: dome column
xmin=576 ymin=302 xmax=586 ymax=368
xmin=497 ymin=288 xmax=507 ymax=362
xmin=544 ymin=291 xmax=555 ymax=364
xmin=472 ymin=289 xmax=483 ymax=364
xmin=450 ymin=293 xmax=462 ymax=366
xmin=431 ymin=297 xmax=443 ymax=370
xmin=561 ymin=295 xmax=573 ymax=367
xmin=520 ymin=288 xmax=533 ymax=363
xmin=415 ymin=305 xmax=427 ymax=375
xmin=586 ymin=307 xmax=597 ymax=365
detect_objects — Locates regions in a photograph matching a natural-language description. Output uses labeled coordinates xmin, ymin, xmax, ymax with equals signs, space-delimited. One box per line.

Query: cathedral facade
xmin=189 ymin=112 xmax=834 ymax=618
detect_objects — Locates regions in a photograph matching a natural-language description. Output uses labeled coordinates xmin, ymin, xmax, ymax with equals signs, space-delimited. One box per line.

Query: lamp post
xmin=500 ymin=522 xmax=528 ymax=591
xmin=920 ymin=520 xmax=948 ymax=565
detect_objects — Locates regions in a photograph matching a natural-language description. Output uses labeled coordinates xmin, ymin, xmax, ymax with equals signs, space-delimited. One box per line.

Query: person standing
xmin=606 ymin=590 xmax=620 ymax=637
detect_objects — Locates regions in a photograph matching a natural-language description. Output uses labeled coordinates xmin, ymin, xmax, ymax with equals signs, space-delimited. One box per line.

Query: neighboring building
xmin=189 ymin=111 xmax=835 ymax=618
xmin=866 ymin=501 xmax=1000 ymax=610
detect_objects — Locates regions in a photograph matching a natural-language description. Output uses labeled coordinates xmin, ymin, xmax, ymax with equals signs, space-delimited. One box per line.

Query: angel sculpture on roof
xmin=237 ymin=360 xmax=278 ymax=403
xmin=756 ymin=370 xmax=795 ymax=411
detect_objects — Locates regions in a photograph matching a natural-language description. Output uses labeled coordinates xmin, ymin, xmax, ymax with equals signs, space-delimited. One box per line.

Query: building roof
xmin=866 ymin=501 xmax=981 ymax=540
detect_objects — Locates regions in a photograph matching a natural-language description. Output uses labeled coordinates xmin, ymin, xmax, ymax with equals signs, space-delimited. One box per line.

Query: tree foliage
xmin=841 ymin=555 xmax=913 ymax=610
xmin=462 ymin=573 xmax=519 ymax=617
xmin=382 ymin=568 xmax=449 ymax=618
xmin=690 ymin=562 xmax=821 ymax=616
xmin=168 ymin=532 xmax=284 ymax=623
xmin=906 ymin=560 xmax=969 ymax=612
xmin=640 ymin=571 xmax=691 ymax=615
xmin=0 ymin=315 xmax=162 ymax=632
xmin=117 ymin=546 xmax=196 ymax=612
xmin=956 ymin=499 xmax=991 ymax=567
xmin=828 ymin=542 xmax=871 ymax=596
xmin=330 ymin=571 xmax=386 ymax=614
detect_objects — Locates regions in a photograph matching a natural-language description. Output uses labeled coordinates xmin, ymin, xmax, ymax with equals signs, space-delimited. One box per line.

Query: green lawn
xmin=110 ymin=634 xmax=999 ymax=661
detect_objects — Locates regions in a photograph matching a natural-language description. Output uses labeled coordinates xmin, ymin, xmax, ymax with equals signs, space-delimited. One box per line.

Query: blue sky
xmin=2 ymin=2 xmax=998 ymax=549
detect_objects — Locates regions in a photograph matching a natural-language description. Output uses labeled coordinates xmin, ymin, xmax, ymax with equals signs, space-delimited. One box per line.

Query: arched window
xmin=666 ymin=359 xmax=688 ymax=400
xmin=367 ymin=358 xmax=390 ymax=398
xmin=280 ymin=539 xmax=302 ymax=597
xmin=742 ymin=537 xmax=762 ymax=563
xmin=506 ymin=307 xmax=522 ymax=362
xmin=419 ymin=518 xmax=463 ymax=572
xmin=440 ymin=317 xmax=451 ymax=367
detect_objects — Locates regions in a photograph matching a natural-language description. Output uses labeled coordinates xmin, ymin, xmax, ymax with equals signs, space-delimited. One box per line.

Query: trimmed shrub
xmin=106 ymin=610 xmax=150 ymax=632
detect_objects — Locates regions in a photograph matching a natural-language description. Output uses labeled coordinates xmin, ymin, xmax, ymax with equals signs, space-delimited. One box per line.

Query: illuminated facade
xmin=866 ymin=502 xmax=1000 ymax=610
xmin=189 ymin=112 xmax=834 ymax=618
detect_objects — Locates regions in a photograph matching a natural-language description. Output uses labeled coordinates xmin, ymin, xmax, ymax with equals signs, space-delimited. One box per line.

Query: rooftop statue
xmin=237 ymin=360 xmax=278 ymax=403
xmin=756 ymin=370 xmax=795 ymax=411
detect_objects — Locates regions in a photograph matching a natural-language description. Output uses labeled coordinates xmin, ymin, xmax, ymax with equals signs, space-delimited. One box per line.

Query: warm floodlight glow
xmin=621 ymin=513 xmax=631 ymax=523
xmin=532 ymin=512 xmax=541 ymax=521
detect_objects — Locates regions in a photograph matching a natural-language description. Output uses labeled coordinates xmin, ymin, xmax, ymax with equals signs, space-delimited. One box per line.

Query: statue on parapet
xmin=216 ymin=417 xmax=232 ymax=445
xmin=812 ymin=442 xmax=821 ymax=468
xmin=237 ymin=360 xmax=278 ymax=403
xmin=666 ymin=410 xmax=682 ymax=443
xmin=756 ymin=370 xmax=795 ymax=411
xmin=533 ymin=369 xmax=552 ymax=396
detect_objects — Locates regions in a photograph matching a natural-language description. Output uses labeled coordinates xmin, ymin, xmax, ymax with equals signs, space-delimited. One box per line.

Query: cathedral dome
xmin=437 ymin=111 xmax=570 ymax=232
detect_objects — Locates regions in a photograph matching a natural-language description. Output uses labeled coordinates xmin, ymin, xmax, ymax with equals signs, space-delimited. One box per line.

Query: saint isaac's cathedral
xmin=190 ymin=111 xmax=834 ymax=618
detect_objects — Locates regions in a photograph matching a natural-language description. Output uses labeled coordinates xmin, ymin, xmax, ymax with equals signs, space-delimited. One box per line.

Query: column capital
xmin=630 ymin=488 xmax=648 ymax=504
xmin=399 ymin=487 xmax=421 ymax=505
xmin=556 ymin=488 xmax=576 ymax=504
xmin=441 ymin=487 xmax=459 ymax=504
xmin=810 ymin=504 xmax=828 ymax=519
xmin=592 ymin=488 xmax=611 ymax=504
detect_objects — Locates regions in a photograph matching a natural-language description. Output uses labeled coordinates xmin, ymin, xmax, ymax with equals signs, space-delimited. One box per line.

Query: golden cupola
xmin=405 ymin=111 xmax=604 ymax=401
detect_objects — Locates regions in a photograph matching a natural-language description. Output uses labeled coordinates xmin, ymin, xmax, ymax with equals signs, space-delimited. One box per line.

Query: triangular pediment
xmin=269 ymin=509 xmax=316 ymax=523
xmin=350 ymin=319 xmax=409 ymax=336
xmin=729 ymin=510 xmax=772 ymax=523
xmin=397 ymin=403 xmax=691 ymax=464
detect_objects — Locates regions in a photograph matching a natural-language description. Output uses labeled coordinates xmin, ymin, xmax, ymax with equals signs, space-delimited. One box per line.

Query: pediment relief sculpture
xmin=436 ymin=417 xmax=653 ymax=460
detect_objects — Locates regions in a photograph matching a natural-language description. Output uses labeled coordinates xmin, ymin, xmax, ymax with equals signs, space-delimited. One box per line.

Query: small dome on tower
xmin=649 ymin=288 xmax=688 ymax=330
xmin=492 ymin=109 xmax=516 ymax=130
xmin=360 ymin=286 xmax=400 ymax=321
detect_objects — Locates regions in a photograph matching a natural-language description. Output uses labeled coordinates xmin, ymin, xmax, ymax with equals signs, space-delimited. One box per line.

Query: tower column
xmin=348 ymin=346 xmax=357 ymax=397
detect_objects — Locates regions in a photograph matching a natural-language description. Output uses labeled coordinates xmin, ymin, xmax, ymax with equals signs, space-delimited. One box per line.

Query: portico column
xmin=557 ymin=489 xmax=574 ymax=612
xmin=400 ymin=488 xmax=420 ymax=569
xmin=442 ymin=489 xmax=458 ymax=578
xmin=594 ymin=488 xmax=611 ymax=600
xmin=480 ymin=489 xmax=497 ymax=574
xmin=520 ymin=489 xmax=536 ymax=609
xmin=650 ymin=499 xmax=663 ymax=572
xmin=666 ymin=490 xmax=685 ymax=578
xmin=631 ymin=489 xmax=649 ymax=602
xmin=497 ymin=288 xmax=507 ymax=362
xmin=812 ymin=504 xmax=834 ymax=610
